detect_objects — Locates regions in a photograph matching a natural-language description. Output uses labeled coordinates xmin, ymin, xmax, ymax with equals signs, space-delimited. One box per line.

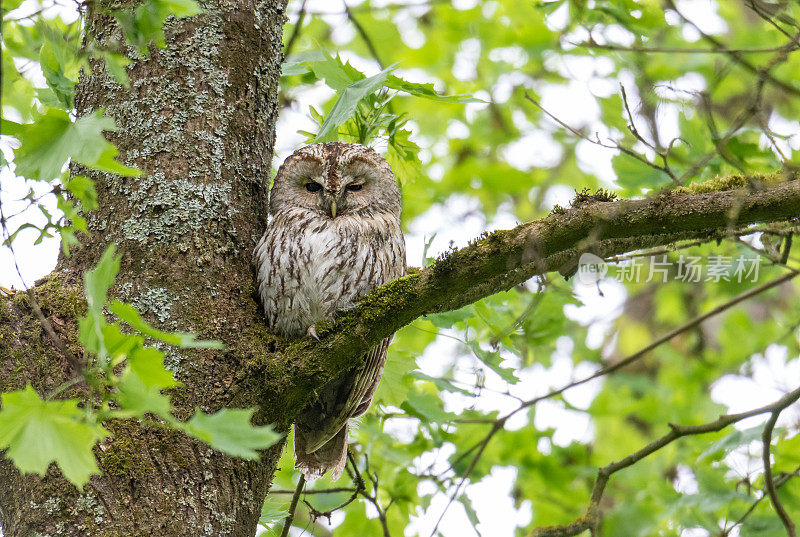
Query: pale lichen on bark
xmin=1 ymin=0 xmax=290 ymax=535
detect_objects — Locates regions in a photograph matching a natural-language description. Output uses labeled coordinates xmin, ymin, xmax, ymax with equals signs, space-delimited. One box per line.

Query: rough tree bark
xmin=1 ymin=1 xmax=799 ymax=536
xmin=1 ymin=0 xmax=289 ymax=535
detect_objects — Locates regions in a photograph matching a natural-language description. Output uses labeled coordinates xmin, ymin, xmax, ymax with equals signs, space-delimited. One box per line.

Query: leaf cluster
xmin=284 ymin=50 xmax=478 ymax=184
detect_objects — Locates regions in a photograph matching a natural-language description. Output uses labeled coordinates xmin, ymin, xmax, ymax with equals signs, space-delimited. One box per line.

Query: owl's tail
xmin=294 ymin=422 xmax=349 ymax=481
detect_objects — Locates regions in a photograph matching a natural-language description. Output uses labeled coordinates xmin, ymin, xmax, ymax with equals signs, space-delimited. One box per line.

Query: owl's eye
xmin=305 ymin=182 xmax=322 ymax=193
xmin=346 ymin=184 xmax=363 ymax=192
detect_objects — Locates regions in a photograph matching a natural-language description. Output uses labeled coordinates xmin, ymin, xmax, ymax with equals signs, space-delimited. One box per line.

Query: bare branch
xmin=279 ymin=474 xmax=305 ymax=537
xmin=666 ymin=1 xmax=800 ymax=98
xmin=572 ymin=40 xmax=796 ymax=55
xmin=428 ymin=267 xmax=799 ymax=524
xmin=283 ymin=0 xmax=307 ymax=59
xmin=526 ymin=384 xmax=800 ymax=537
xmin=762 ymin=411 xmax=797 ymax=537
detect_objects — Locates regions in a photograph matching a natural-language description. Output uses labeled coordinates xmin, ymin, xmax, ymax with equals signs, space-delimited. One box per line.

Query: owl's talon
xmin=308 ymin=325 xmax=320 ymax=341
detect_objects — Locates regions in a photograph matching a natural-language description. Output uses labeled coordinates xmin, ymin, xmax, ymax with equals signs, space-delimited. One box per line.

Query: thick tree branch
xmin=272 ymin=176 xmax=800 ymax=413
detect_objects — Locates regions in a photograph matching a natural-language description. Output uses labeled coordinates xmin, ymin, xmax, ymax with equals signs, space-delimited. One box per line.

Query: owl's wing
xmin=296 ymin=225 xmax=407 ymax=476
xmin=300 ymin=337 xmax=390 ymax=453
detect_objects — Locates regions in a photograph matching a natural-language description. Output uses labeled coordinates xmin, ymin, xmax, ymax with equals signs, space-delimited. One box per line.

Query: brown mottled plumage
xmin=254 ymin=142 xmax=406 ymax=480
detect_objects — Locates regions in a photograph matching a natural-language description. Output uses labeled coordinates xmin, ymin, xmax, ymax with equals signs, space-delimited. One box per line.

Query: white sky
xmin=2 ymin=1 xmax=799 ymax=537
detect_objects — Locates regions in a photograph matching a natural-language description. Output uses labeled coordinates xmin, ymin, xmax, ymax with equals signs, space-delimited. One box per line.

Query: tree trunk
xmin=0 ymin=0 xmax=290 ymax=535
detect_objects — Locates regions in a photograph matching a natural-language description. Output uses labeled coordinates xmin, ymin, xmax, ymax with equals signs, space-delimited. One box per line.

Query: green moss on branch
xmin=272 ymin=176 xmax=800 ymax=419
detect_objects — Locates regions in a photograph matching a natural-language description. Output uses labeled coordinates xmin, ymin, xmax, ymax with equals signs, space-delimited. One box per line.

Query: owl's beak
xmin=322 ymin=188 xmax=341 ymax=218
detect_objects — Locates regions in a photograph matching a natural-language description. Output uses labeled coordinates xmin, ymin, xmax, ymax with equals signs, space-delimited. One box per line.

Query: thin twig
xmin=524 ymin=92 xmax=678 ymax=184
xmin=720 ymin=464 xmax=800 ymax=536
xmin=343 ymin=1 xmax=385 ymax=69
xmin=0 ymin=201 xmax=83 ymax=372
xmin=673 ymin=31 xmax=800 ymax=185
xmin=360 ymin=454 xmax=392 ymax=537
xmin=744 ymin=0 xmax=795 ymax=39
xmin=279 ymin=474 xmax=306 ymax=537
xmin=527 ymin=384 xmax=800 ymax=537
xmin=338 ymin=453 xmax=393 ymax=537
xmin=572 ymin=40 xmax=795 ymax=55
xmin=287 ymin=0 xmax=451 ymax=17
xmin=434 ymin=268 xmax=800 ymax=521
xmin=271 ymin=487 xmax=356 ymax=495
xmin=428 ymin=421 xmax=503 ymax=537
xmin=300 ymin=452 xmax=365 ymax=525
xmin=762 ymin=411 xmax=796 ymax=537
xmin=522 ymin=268 xmax=799 ymax=407
xmin=283 ymin=0 xmax=307 ymax=59
xmin=603 ymin=233 xmax=740 ymax=263
xmin=667 ymin=1 xmax=800 ymax=98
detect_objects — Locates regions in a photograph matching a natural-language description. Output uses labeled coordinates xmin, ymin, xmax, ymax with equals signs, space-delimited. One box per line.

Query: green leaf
xmin=309 ymin=52 xmax=365 ymax=91
xmin=401 ymin=391 xmax=456 ymax=424
xmin=38 ymin=38 xmax=80 ymax=109
xmin=374 ymin=351 xmax=416 ymax=405
xmin=459 ymin=495 xmax=481 ymax=527
xmin=385 ymin=75 xmax=482 ymax=103
xmin=0 ymin=385 xmax=107 ymax=488
xmin=84 ymin=245 xmax=121 ymax=319
xmin=102 ymin=322 xmax=142 ymax=358
xmin=64 ymin=175 xmax=99 ymax=210
xmin=4 ymin=109 xmax=140 ymax=181
xmin=159 ymin=0 xmax=202 ymax=17
xmin=182 ymin=408 xmax=281 ymax=458
xmin=110 ymin=301 xmax=224 ymax=349
xmin=315 ymin=65 xmax=395 ymax=142
xmin=128 ymin=346 xmax=179 ymax=388
xmin=281 ymin=50 xmax=327 ymax=77
xmin=612 ymin=152 xmax=668 ymax=193
xmin=93 ymin=49 xmax=132 ymax=88
xmin=113 ymin=0 xmax=203 ymax=52
xmin=1 ymin=0 xmax=25 ymax=14
xmin=259 ymin=499 xmax=289 ymax=527
xmin=78 ymin=313 xmax=102 ymax=354
xmin=386 ymin=127 xmax=422 ymax=184
xmin=115 ymin=368 xmax=173 ymax=417
xmin=1 ymin=53 xmax=35 ymax=119
xmin=80 ymin=245 xmax=121 ymax=358
xmin=282 ymin=61 xmax=310 ymax=77
xmin=467 ymin=340 xmax=518 ymax=384
xmin=411 ymin=372 xmax=472 ymax=395
xmin=99 ymin=323 xmax=179 ymax=389
xmin=698 ymin=427 xmax=764 ymax=461
xmin=427 ymin=306 xmax=474 ymax=329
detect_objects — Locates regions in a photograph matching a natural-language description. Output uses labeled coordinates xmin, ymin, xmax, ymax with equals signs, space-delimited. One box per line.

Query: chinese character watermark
xmin=575 ymin=254 xmax=761 ymax=284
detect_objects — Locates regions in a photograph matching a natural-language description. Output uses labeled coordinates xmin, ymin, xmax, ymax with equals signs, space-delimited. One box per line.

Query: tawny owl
xmin=254 ymin=142 xmax=406 ymax=480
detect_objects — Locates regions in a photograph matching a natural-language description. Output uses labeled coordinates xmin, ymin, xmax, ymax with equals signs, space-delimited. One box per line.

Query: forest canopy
xmin=1 ymin=0 xmax=800 ymax=536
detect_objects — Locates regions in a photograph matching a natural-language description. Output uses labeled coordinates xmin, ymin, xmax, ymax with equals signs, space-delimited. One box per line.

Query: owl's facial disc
xmin=270 ymin=144 xmax=398 ymax=220
xmin=307 ymin=159 xmax=372 ymax=218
